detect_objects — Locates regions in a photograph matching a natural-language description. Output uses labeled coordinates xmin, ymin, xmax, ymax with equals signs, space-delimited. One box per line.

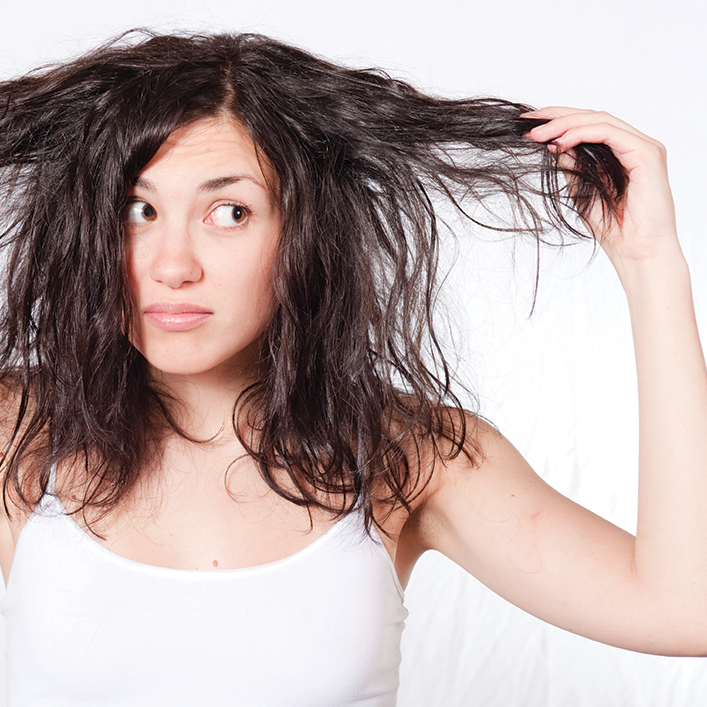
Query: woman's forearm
xmin=620 ymin=247 xmax=707 ymax=629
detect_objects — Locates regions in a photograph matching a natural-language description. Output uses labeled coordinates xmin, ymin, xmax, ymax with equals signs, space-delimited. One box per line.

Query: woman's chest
xmin=46 ymin=449 xmax=422 ymax=585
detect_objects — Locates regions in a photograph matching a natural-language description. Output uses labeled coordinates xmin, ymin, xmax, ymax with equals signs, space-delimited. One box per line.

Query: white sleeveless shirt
xmin=0 ymin=479 xmax=408 ymax=706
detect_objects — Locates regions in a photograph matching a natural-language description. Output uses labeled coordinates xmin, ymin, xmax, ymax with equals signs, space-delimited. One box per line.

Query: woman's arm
xmin=412 ymin=109 xmax=707 ymax=655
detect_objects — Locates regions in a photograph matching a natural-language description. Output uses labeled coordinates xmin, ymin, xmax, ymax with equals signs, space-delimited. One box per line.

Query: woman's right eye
xmin=125 ymin=201 xmax=157 ymax=223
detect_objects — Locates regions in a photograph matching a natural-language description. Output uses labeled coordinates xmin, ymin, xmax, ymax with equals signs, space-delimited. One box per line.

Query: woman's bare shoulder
xmin=0 ymin=376 xmax=33 ymax=461
xmin=416 ymin=412 xmax=528 ymax=507
xmin=0 ymin=378 xmax=26 ymax=582
xmin=0 ymin=377 xmax=42 ymax=521
xmin=396 ymin=413 xmax=518 ymax=542
xmin=0 ymin=377 xmax=23 ymax=472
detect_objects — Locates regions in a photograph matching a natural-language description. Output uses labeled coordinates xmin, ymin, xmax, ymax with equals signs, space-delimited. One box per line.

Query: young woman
xmin=0 ymin=31 xmax=704 ymax=706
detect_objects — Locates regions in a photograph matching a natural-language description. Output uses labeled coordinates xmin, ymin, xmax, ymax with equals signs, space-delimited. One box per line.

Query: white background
xmin=1 ymin=1 xmax=706 ymax=705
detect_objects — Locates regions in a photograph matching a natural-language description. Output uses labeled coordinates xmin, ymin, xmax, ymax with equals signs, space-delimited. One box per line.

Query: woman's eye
xmin=126 ymin=201 xmax=157 ymax=223
xmin=207 ymin=204 xmax=248 ymax=227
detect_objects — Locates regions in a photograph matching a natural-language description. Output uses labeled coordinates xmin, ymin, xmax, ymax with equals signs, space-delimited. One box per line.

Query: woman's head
xmin=0 ymin=31 xmax=625 ymax=528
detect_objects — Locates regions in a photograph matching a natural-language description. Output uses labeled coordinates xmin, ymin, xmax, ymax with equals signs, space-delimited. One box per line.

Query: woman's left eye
xmin=206 ymin=204 xmax=249 ymax=227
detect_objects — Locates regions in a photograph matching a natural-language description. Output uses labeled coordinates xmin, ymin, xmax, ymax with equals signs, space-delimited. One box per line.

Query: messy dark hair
xmin=0 ymin=31 xmax=625 ymax=533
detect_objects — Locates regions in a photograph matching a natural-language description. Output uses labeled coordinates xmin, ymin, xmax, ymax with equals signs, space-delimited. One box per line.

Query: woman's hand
xmin=522 ymin=108 xmax=679 ymax=274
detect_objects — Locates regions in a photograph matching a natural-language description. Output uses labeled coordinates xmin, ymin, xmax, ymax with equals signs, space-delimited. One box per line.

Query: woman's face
xmin=125 ymin=117 xmax=281 ymax=386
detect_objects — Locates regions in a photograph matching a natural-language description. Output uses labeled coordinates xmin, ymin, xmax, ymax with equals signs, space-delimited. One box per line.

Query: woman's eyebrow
xmin=130 ymin=175 xmax=266 ymax=192
xmin=132 ymin=176 xmax=154 ymax=192
xmin=197 ymin=175 xmax=265 ymax=192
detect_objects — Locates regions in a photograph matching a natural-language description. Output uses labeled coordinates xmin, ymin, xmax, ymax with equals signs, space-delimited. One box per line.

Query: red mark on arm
xmin=213 ymin=560 xmax=219 ymax=568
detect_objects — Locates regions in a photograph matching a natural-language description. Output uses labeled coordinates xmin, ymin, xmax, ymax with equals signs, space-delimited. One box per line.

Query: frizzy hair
xmin=0 ymin=31 xmax=625 ymax=532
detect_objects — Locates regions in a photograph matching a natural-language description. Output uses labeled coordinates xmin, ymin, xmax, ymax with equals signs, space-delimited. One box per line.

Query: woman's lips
xmin=144 ymin=303 xmax=212 ymax=332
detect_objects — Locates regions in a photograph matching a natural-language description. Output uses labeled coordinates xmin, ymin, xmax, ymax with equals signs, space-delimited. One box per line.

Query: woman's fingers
xmin=545 ymin=123 xmax=666 ymax=175
xmin=522 ymin=108 xmax=658 ymax=146
xmin=524 ymin=108 xmax=668 ymax=190
xmin=522 ymin=107 xmax=677 ymax=265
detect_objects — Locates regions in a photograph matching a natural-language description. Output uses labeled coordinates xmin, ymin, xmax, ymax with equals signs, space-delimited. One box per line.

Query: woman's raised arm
xmin=411 ymin=109 xmax=707 ymax=655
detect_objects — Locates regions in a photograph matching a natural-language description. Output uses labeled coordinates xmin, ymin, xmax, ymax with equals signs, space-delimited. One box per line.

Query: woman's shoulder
xmin=0 ymin=377 xmax=29 ymax=582
xmin=386 ymin=412 xmax=505 ymax=583
xmin=400 ymin=413 xmax=528 ymax=532
xmin=416 ymin=411 xmax=531 ymax=503
xmin=0 ymin=376 xmax=24 ymax=475
xmin=392 ymin=407 xmax=489 ymax=500
xmin=0 ymin=376 xmax=43 ymax=521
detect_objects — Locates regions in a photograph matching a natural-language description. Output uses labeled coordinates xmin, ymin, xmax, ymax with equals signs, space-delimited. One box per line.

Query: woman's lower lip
xmin=145 ymin=312 xmax=212 ymax=331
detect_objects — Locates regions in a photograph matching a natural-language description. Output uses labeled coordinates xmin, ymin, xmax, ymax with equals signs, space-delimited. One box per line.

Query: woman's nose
xmin=149 ymin=228 xmax=203 ymax=289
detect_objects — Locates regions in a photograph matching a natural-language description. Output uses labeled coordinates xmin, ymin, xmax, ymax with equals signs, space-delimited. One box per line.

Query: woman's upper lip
xmin=144 ymin=302 xmax=212 ymax=314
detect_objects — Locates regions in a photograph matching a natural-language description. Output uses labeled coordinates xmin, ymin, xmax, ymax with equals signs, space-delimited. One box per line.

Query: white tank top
xmin=0 ymin=474 xmax=408 ymax=706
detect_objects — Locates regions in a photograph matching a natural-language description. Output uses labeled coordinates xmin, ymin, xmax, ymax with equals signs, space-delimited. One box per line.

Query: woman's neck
xmin=152 ymin=363 xmax=261 ymax=442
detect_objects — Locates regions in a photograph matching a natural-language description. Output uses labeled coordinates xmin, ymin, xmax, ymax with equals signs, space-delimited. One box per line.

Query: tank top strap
xmin=36 ymin=463 xmax=63 ymax=514
xmin=47 ymin=463 xmax=57 ymax=493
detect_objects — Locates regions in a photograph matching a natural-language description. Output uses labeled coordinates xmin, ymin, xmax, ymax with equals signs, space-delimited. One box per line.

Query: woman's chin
xmin=145 ymin=355 xmax=262 ymax=389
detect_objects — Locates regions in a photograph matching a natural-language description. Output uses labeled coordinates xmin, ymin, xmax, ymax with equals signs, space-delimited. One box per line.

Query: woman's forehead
xmin=138 ymin=118 xmax=269 ymax=187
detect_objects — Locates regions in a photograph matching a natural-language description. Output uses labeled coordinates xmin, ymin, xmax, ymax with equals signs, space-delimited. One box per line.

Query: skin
xmin=1 ymin=109 xmax=706 ymax=656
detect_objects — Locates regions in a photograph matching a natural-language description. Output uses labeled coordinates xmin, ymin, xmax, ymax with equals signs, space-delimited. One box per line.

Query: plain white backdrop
xmin=1 ymin=1 xmax=706 ymax=705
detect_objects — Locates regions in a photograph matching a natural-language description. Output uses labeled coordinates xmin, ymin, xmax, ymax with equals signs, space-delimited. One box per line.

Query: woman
xmin=0 ymin=31 xmax=703 ymax=705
